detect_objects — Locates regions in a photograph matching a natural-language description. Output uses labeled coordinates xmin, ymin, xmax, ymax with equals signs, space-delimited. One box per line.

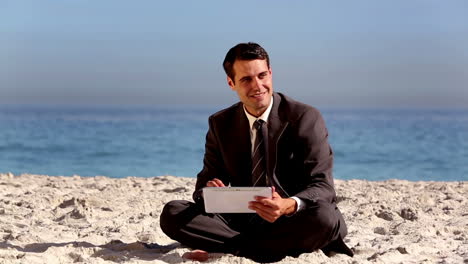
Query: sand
xmin=0 ymin=173 xmax=466 ymax=264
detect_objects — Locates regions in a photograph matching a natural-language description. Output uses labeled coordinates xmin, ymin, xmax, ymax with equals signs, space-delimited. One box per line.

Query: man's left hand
xmin=248 ymin=187 xmax=297 ymax=223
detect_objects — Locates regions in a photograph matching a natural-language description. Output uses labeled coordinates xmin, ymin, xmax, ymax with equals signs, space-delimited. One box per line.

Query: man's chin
xmin=252 ymin=102 xmax=270 ymax=114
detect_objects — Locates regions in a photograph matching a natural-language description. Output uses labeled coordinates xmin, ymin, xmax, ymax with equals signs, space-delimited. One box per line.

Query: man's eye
xmin=259 ymin=73 xmax=267 ymax=79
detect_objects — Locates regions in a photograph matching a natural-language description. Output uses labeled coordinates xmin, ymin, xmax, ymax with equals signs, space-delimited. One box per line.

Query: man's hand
xmin=206 ymin=178 xmax=225 ymax=187
xmin=248 ymin=187 xmax=297 ymax=223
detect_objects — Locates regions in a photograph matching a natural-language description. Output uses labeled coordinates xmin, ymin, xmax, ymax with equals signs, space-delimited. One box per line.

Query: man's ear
xmin=227 ymin=76 xmax=235 ymax=90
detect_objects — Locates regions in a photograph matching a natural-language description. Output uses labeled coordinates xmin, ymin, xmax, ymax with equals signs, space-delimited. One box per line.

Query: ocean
xmin=1 ymin=105 xmax=467 ymax=181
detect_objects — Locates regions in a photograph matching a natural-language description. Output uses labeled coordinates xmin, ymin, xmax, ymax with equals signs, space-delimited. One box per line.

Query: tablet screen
xmin=203 ymin=187 xmax=272 ymax=213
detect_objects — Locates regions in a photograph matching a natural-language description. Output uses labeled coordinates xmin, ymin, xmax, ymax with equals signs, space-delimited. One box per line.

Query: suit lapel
xmin=267 ymin=93 xmax=289 ymax=195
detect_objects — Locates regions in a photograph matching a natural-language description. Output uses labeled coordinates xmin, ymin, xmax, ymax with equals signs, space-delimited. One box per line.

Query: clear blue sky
xmin=2 ymin=0 xmax=468 ymax=108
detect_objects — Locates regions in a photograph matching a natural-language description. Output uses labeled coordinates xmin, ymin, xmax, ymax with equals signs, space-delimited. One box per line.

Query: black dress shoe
xmin=321 ymin=237 xmax=354 ymax=257
xmin=142 ymin=242 xmax=180 ymax=253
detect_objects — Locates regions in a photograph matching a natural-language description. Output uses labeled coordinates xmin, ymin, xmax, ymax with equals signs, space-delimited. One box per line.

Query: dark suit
xmin=160 ymin=92 xmax=353 ymax=262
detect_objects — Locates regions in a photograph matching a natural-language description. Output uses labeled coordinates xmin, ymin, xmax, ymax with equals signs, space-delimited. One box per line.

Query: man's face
xmin=227 ymin=59 xmax=273 ymax=117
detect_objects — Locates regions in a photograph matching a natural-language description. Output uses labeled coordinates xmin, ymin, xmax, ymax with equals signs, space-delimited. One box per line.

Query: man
xmin=160 ymin=42 xmax=353 ymax=262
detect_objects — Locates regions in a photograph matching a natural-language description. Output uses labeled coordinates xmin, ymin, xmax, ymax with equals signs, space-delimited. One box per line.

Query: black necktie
xmin=252 ymin=119 xmax=267 ymax=186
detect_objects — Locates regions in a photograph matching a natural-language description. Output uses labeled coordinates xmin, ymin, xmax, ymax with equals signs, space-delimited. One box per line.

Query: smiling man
xmin=160 ymin=42 xmax=353 ymax=262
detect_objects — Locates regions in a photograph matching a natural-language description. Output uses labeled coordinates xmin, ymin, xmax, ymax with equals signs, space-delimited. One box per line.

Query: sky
xmin=1 ymin=0 xmax=468 ymax=108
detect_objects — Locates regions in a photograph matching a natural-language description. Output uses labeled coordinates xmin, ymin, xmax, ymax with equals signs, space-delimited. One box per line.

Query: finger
xmin=250 ymin=205 xmax=273 ymax=219
xmin=254 ymin=198 xmax=280 ymax=210
xmin=249 ymin=201 xmax=279 ymax=218
xmin=213 ymin=179 xmax=225 ymax=187
xmin=206 ymin=181 xmax=217 ymax=187
xmin=256 ymin=211 xmax=275 ymax=223
xmin=206 ymin=181 xmax=221 ymax=187
xmin=206 ymin=179 xmax=225 ymax=187
xmin=272 ymin=191 xmax=281 ymax=199
xmin=254 ymin=195 xmax=269 ymax=202
xmin=249 ymin=201 xmax=268 ymax=213
xmin=254 ymin=207 xmax=279 ymax=223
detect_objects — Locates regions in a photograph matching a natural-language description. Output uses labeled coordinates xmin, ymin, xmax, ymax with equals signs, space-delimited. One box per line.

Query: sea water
xmin=1 ymin=105 xmax=467 ymax=181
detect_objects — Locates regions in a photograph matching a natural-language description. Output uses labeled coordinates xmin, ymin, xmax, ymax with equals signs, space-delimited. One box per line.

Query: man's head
xmin=223 ymin=42 xmax=273 ymax=117
xmin=223 ymin=42 xmax=270 ymax=81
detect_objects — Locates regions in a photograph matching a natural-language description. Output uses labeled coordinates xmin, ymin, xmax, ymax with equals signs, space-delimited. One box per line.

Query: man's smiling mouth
xmin=250 ymin=91 xmax=266 ymax=98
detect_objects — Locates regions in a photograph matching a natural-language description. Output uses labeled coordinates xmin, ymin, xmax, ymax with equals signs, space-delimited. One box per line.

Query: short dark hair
xmin=222 ymin=42 xmax=270 ymax=81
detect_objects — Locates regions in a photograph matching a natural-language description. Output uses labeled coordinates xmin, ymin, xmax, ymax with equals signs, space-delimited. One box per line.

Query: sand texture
xmin=0 ymin=173 xmax=466 ymax=263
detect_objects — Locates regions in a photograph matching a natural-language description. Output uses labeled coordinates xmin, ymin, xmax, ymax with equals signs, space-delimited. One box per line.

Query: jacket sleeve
xmin=192 ymin=116 xmax=229 ymax=204
xmin=293 ymin=108 xmax=336 ymax=206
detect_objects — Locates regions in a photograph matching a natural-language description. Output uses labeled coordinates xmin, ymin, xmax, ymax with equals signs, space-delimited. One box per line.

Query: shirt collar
xmin=243 ymin=95 xmax=274 ymax=130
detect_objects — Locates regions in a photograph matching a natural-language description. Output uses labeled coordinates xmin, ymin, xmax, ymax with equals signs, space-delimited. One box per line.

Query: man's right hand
xmin=206 ymin=178 xmax=225 ymax=187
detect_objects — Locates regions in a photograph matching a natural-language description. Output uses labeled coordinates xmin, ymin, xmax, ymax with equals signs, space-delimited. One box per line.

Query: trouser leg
xmin=160 ymin=200 xmax=241 ymax=253
xmin=234 ymin=200 xmax=346 ymax=261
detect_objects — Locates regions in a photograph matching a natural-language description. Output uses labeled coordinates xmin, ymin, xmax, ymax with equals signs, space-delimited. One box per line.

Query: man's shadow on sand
xmin=0 ymin=240 xmax=199 ymax=263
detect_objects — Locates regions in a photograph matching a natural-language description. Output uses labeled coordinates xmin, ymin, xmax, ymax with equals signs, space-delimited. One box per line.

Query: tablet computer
xmin=203 ymin=187 xmax=272 ymax=213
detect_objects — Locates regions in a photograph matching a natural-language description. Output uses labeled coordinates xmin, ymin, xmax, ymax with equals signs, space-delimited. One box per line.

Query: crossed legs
xmin=160 ymin=199 xmax=346 ymax=262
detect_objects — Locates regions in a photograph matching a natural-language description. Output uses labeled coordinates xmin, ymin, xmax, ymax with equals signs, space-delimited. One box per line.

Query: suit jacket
xmin=193 ymin=92 xmax=337 ymax=208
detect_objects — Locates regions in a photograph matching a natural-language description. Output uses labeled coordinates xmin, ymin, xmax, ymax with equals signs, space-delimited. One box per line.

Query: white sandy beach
xmin=0 ymin=173 xmax=466 ymax=263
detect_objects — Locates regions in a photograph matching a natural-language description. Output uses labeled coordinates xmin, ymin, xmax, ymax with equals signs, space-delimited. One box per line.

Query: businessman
xmin=160 ymin=42 xmax=353 ymax=262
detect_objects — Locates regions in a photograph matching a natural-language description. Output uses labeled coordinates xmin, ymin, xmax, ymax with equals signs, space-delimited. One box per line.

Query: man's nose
xmin=253 ymin=77 xmax=263 ymax=90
